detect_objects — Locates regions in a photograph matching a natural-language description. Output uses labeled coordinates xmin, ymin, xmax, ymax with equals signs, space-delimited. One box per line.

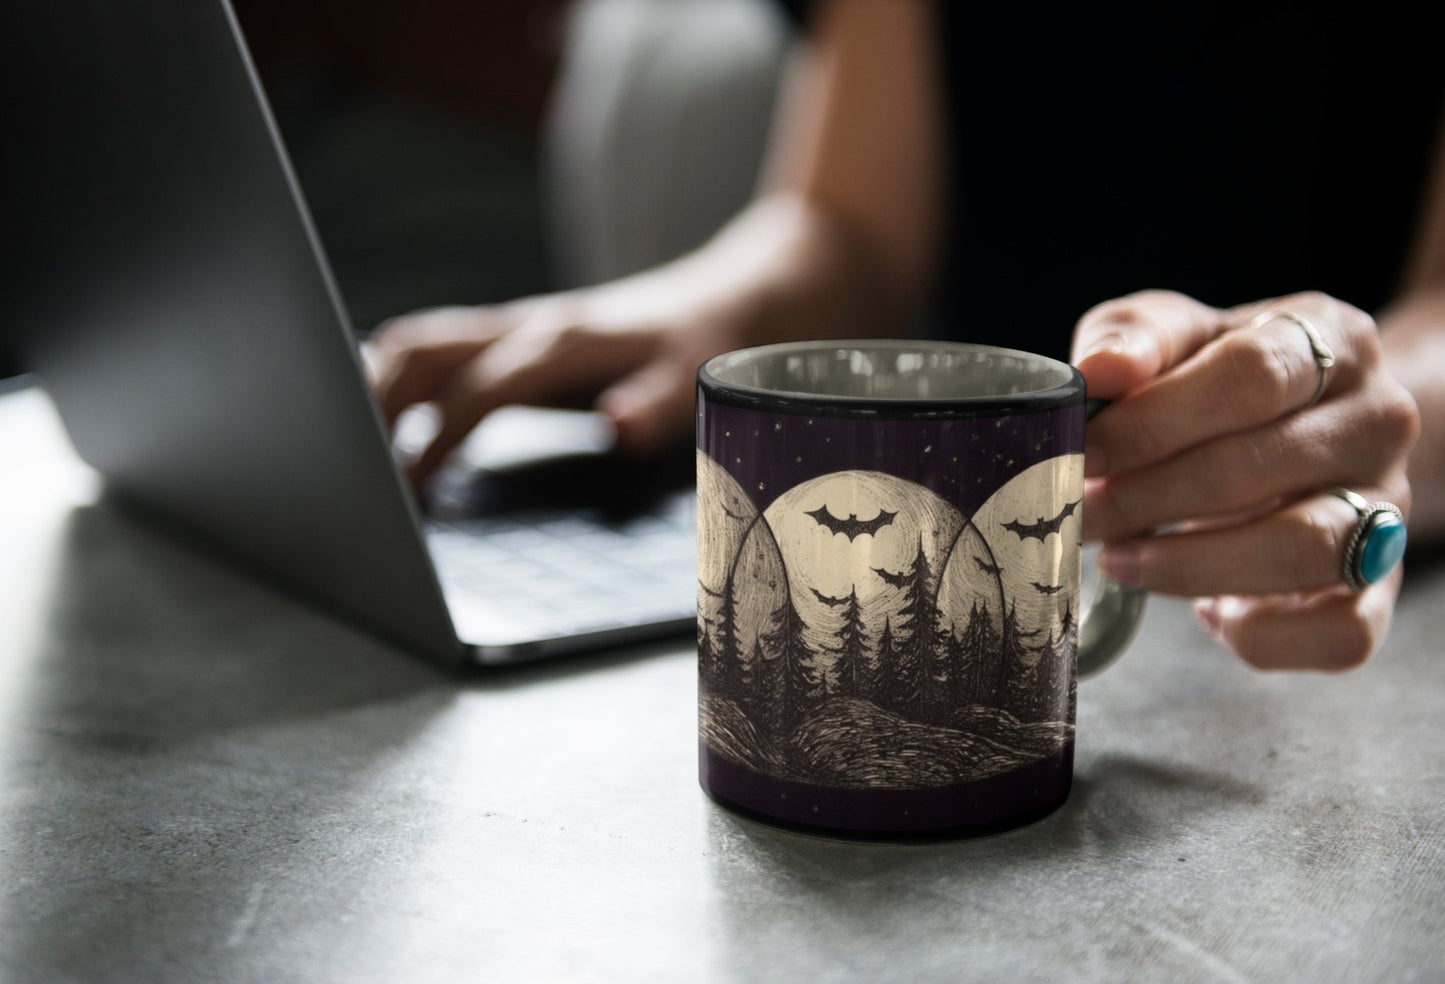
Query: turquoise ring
xmin=1329 ymin=488 xmax=1407 ymax=591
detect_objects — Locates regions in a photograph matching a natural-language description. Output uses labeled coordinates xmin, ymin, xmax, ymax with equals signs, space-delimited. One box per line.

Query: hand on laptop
xmin=370 ymin=279 xmax=737 ymax=488
xmin=1070 ymin=289 xmax=1419 ymax=671
xmin=369 ymin=197 xmax=901 ymax=490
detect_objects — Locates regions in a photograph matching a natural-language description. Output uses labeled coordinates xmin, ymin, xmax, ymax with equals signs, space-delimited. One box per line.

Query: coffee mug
xmin=695 ymin=340 xmax=1146 ymax=838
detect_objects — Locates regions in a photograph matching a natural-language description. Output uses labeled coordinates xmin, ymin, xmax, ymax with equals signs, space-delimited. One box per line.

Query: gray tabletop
xmin=1 ymin=383 xmax=1441 ymax=984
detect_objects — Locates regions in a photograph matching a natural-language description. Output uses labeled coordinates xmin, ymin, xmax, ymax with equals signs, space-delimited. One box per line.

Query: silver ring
xmin=1250 ymin=310 xmax=1335 ymax=407
xmin=1327 ymin=487 xmax=1406 ymax=591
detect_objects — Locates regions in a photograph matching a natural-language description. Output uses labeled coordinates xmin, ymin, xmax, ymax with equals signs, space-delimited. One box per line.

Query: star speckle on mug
xmin=700 ymin=403 xmax=1084 ymax=516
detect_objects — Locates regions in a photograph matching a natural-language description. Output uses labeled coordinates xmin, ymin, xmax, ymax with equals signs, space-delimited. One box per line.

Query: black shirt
xmin=780 ymin=2 xmax=1442 ymax=358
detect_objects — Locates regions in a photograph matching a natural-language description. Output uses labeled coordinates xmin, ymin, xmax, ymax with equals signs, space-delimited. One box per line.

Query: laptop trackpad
xmin=408 ymin=405 xmax=688 ymax=516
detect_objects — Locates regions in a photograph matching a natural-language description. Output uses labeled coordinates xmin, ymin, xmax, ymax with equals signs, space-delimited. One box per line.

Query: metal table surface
xmin=1 ymin=383 xmax=1441 ymax=983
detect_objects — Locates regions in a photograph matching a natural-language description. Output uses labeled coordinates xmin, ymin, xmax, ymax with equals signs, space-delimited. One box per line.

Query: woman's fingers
xmin=370 ymin=306 xmax=515 ymax=424
xmin=1071 ymin=289 xmax=1419 ymax=671
xmin=1097 ymin=480 xmax=1410 ymax=597
xmin=598 ymin=356 xmax=699 ymax=456
xmin=1071 ymin=289 xmax=1225 ymax=399
xmin=1193 ymin=568 xmax=1403 ymax=672
xmin=406 ymin=316 xmax=663 ymax=485
xmin=1082 ymin=292 xmax=1378 ymax=479
xmin=369 ymin=287 xmax=736 ymax=486
xmin=1084 ymin=380 xmax=1419 ymax=541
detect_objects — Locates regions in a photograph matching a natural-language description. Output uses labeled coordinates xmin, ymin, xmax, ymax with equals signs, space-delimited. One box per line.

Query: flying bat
xmin=974 ymin=556 xmax=1002 ymax=577
xmin=1002 ymin=499 xmax=1081 ymax=542
xmin=1031 ymin=581 xmax=1064 ymax=595
xmin=698 ymin=581 xmax=724 ymax=599
xmin=810 ymin=587 xmax=849 ymax=607
xmin=871 ymin=565 xmax=911 ymax=588
xmin=806 ymin=505 xmax=897 ymax=541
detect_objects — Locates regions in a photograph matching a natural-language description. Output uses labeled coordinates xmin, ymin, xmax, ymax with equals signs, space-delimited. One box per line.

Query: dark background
xmin=232 ymin=0 xmax=569 ymax=331
xmin=2 ymin=0 xmax=570 ymax=381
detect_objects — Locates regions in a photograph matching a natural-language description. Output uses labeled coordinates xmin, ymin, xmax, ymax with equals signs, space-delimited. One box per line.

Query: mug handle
xmin=1077 ymin=398 xmax=1148 ymax=679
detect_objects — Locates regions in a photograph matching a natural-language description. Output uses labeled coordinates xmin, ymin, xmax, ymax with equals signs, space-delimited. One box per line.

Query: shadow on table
xmin=701 ymin=751 xmax=1264 ymax=974
xmin=705 ymin=750 xmax=1262 ymax=863
xmin=0 ymin=503 xmax=456 ymax=980
xmin=16 ymin=503 xmax=453 ymax=730
xmin=1 ymin=498 xmax=693 ymax=980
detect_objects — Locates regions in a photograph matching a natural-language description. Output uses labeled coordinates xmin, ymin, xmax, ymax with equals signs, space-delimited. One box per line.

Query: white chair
xmin=544 ymin=0 xmax=793 ymax=287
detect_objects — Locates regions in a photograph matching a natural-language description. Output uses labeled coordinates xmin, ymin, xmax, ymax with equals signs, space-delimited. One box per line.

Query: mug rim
xmin=697 ymin=339 xmax=1085 ymax=419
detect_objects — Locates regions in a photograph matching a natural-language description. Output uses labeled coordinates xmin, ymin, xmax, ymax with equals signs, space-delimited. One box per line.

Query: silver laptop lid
xmin=11 ymin=0 xmax=463 ymax=665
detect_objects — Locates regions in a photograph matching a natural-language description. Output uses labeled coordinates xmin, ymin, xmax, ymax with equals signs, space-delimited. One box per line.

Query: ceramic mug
xmin=695 ymin=340 xmax=1146 ymax=838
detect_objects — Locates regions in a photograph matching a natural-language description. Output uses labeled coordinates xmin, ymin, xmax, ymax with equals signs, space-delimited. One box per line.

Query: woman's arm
xmin=1380 ymin=120 xmax=1445 ymax=543
xmin=370 ymin=0 xmax=943 ymax=477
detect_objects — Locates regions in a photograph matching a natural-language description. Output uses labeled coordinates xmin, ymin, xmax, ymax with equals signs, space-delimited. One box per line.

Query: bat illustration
xmin=1018 ymin=626 xmax=1043 ymax=639
xmin=721 ymin=505 xmax=748 ymax=522
xmin=1002 ymin=499 xmax=1081 ymax=542
xmin=806 ymin=505 xmax=897 ymax=541
xmin=1031 ymin=581 xmax=1064 ymax=595
xmin=810 ymin=587 xmax=849 ymax=607
xmin=697 ymin=581 xmax=724 ymax=599
xmin=973 ymin=556 xmax=1002 ymax=577
xmin=871 ymin=566 xmax=911 ymax=588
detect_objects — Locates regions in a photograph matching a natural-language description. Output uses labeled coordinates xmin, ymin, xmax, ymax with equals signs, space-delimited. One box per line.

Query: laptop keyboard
xmin=424 ymin=491 xmax=697 ymax=645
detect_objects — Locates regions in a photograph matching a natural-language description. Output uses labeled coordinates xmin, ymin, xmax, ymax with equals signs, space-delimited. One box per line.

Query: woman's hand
xmin=372 ymin=0 xmax=943 ymax=490
xmin=369 ymin=192 xmax=910 ymax=489
xmin=1073 ymin=289 xmax=1420 ymax=671
xmin=368 ymin=282 xmax=736 ymax=486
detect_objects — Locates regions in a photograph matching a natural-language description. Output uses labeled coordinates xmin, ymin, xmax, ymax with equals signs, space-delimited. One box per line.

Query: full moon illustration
xmin=936 ymin=519 xmax=1008 ymax=639
xmin=697 ymin=451 xmax=786 ymax=656
xmin=763 ymin=471 xmax=963 ymax=652
xmin=730 ymin=519 xmax=788 ymax=655
xmin=696 ymin=451 xmax=758 ymax=620
xmin=964 ymin=454 xmax=1084 ymax=641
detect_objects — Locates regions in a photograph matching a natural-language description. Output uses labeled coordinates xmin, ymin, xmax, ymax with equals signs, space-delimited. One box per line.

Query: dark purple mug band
xmin=701 ymin=742 xmax=1074 ymax=839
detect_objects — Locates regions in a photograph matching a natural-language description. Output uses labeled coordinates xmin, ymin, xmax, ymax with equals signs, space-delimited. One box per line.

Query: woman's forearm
xmin=581 ymin=0 xmax=944 ymax=353
xmin=1380 ymin=284 xmax=1445 ymax=544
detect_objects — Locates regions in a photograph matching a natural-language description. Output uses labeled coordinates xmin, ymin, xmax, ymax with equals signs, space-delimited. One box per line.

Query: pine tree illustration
xmin=997 ymin=600 xmax=1030 ymax=719
xmin=1027 ymin=628 xmax=1068 ymax=723
xmin=955 ymin=599 xmax=999 ymax=708
xmin=1023 ymin=599 xmax=1078 ymax=723
xmin=1060 ymin=600 xmax=1079 ymax=720
xmin=698 ymin=621 xmax=720 ymax=695
xmin=760 ymin=591 xmax=823 ymax=740
xmin=828 ymin=586 xmax=869 ymax=700
xmin=871 ymin=615 xmax=897 ymax=703
xmin=922 ymin=625 xmax=957 ymax=726
xmin=890 ymin=538 xmax=947 ymax=721
xmin=753 ymin=634 xmax=783 ymax=743
xmin=714 ymin=571 xmax=745 ymax=703
xmin=939 ymin=622 xmax=969 ymax=725
xmin=1060 ymin=599 xmax=1078 ymax=646
xmin=745 ymin=638 xmax=767 ymax=709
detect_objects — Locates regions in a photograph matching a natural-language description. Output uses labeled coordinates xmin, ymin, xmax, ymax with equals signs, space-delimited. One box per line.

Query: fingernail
xmin=1193 ymin=598 xmax=1222 ymax=639
xmin=1078 ymin=331 xmax=1132 ymax=361
xmin=1098 ymin=542 xmax=1140 ymax=585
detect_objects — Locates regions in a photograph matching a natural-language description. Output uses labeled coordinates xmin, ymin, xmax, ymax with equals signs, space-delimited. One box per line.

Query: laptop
xmin=7 ymin=0 xmax=696 ymax=667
